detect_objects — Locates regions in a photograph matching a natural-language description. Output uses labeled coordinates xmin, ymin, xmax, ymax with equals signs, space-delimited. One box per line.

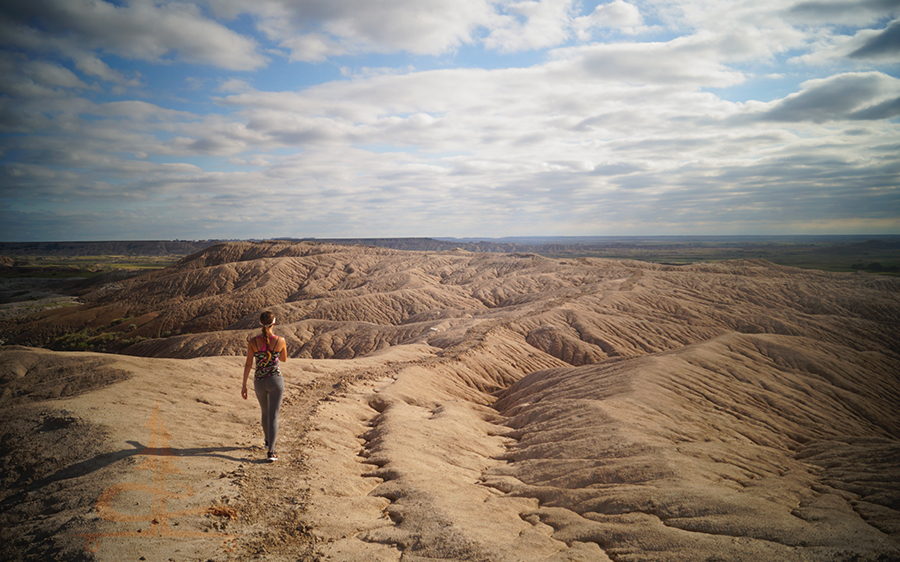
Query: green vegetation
xmin=0 ymin=268 xmax=96 ymax=279
xmin=0 ymin=254 xmax=181 ymax=279
xmin=850 ymin=262 xmax=899 ymax=274
xmin=50 ymin=327 xmax=147 ymax=353
xmin=532 ymin=239 xmax=900 ymax=274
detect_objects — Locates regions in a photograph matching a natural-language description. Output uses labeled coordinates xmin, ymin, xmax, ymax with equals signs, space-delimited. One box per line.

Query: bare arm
xmin=278 ymin=337 xmax=287 ymax=363
xmin=241 ymin=340 xmax=254 ymax=400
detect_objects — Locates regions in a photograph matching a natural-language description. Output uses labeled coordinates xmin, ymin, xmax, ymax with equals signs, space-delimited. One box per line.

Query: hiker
xmin=241 ymin=311 xmax=287 ymax=462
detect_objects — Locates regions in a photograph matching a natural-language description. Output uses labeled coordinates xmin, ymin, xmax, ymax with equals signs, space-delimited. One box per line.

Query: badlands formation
xmin=1 ymin=240 xmax=899 ymax=562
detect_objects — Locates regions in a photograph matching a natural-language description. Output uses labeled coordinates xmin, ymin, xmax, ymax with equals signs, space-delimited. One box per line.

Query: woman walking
xmin=242 ymin=311 xmax=287 ymax=462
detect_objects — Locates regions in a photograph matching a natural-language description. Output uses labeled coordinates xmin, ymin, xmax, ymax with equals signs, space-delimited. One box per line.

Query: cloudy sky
xmin=1 ymin=0 xmax=899 ymax=241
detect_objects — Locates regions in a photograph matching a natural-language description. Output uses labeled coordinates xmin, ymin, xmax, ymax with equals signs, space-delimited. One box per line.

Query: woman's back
xmin=252 ymin=334 xmax=282 ymax=379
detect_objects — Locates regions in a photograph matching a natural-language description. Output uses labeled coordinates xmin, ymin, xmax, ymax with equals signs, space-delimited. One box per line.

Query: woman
xmin=242 ymin=311 xmax=287 ymax=462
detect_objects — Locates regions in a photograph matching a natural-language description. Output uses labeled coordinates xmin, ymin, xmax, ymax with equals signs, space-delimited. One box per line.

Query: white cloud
xmin=217 ymin=78 xmax=253 ymax=93
xmin=278 ymin=33 xmax=343 ymax=63
xmin=786 ymin=0 xmax=900 ymax=27
xmin=547 ymin=35 xmax=746 ymax=86
xmin=21 ymin=60 xmax=95 ymax=90
xmin=0 ymin=0 xmax=267 ymax=70
xmin=210 ymin=0 xmax=648 ymax=60
xmin=484 ymin=0 xmax=577 ymax=52
xmin=2 ymin=0 xmax=900 ymax=240
xmin=0 ymin=53 xmax=98 ymax=104
xmin=760 ymin=72 xmax=900 ymax=122
xmin=73 ymin=54 xmax=142 ymax=87
xmin=574 ymin=0 xmax=645 ymax=38
xmin=223 ymin=0 xmax=496 ymax=61
xmin=849 ymin=19 xmax=900 ymax=61
xmin=797 ymin=18 xmax=900 ymax=65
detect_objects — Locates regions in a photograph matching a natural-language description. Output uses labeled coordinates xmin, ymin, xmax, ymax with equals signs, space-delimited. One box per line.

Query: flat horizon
xmin=3 ymin=234 xmax=900 ymax=245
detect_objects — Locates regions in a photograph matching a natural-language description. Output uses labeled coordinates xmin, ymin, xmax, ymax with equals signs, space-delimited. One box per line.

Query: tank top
xmin=253 ymin=335 xmax=281 ymax=380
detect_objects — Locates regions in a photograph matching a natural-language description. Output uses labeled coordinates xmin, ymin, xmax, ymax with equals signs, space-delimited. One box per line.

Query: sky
xmin=1 ymin=0 xmax=899 ymax=241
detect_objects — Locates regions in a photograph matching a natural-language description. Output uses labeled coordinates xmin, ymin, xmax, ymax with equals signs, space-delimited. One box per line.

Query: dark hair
xmin=259 ymin=311 xmax=275 ymax=341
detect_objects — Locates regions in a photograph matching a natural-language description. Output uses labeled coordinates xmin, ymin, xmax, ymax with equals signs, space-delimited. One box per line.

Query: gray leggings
xmin=254 ymin=375 xmax=284 ymax=451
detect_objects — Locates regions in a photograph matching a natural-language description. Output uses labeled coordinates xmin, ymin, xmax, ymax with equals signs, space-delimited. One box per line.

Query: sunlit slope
xmin=19 ymin=241 xmax=897 ymax=366
xmin=487 ymin=332 xmax=900 ymax=560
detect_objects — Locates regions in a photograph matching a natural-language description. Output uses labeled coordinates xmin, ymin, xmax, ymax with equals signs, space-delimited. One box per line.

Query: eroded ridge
xmin=3 ymin=242 xmax=899 ymax=561
xmin=297 ymin=329 xmax=582 ymax=561
xmin=487 ymin=333 xmax=900 ymax=561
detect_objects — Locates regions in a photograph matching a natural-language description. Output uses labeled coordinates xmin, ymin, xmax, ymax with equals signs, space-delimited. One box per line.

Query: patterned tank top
xmin=253 ymin=335 xmax=281 ymax=380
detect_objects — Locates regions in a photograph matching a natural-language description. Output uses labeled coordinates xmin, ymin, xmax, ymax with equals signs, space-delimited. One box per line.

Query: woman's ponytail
xmin=259 ymin=311 xmax=276 ymax=343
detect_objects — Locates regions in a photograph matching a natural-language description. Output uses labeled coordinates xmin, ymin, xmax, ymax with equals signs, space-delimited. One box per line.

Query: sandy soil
xmin=1 ymin=242 xmax=899 ymax=561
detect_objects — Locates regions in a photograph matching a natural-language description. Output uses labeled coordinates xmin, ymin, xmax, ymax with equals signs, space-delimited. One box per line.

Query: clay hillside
xmin=1 ymin=240 xmax=899 ymax=562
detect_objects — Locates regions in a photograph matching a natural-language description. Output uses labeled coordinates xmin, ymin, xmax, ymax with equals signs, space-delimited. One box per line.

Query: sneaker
xmin=266 ymin=451 xmax=277 ymax=463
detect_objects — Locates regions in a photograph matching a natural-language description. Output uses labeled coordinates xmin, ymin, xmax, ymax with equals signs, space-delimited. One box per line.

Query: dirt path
xmin=226 ymin=374 xmax=344 ymax=560
xmin=225 ymin=360 xmax=412 ymax=561
xmin=0 ymin=343 xmax=448 ymax=562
